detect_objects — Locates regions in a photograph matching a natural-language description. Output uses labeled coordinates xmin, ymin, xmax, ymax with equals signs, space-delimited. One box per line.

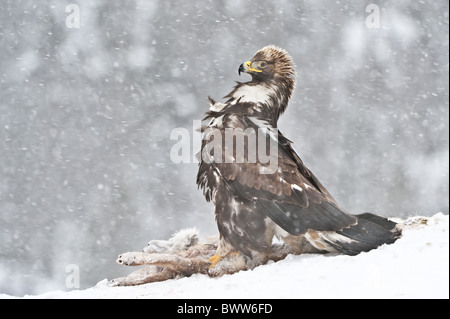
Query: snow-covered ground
xmin=2 ymin=213 xmax=448 ymax=299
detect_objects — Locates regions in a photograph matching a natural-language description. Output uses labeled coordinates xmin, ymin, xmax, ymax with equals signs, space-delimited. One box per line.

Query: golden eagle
xmin=197 ymin=45 xmax=401 ymax=268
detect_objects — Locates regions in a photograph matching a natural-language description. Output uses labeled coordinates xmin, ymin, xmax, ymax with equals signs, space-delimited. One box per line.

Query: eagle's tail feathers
xmin=319 ymin=213 xmax=402 ymax=256
xmin=257 ymin=200 xmax=357 ymax=235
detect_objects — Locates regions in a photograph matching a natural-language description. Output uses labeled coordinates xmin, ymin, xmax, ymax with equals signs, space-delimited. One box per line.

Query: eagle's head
xmin=237 ymin=45 xmax=296 ymax=120
xmin=238 ymin=45 xmax=296 ymax=85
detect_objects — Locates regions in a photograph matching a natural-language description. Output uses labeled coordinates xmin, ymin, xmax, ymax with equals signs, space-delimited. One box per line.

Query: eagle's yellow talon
xmin=208 ymin=254 xmax=222 ymax=268
xmin=208 ymin=252 xmax=240 ymax=268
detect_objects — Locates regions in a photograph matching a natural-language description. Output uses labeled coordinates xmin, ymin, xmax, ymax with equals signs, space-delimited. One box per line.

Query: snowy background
xmin=0 ymin=0 xmax=448 ymax=296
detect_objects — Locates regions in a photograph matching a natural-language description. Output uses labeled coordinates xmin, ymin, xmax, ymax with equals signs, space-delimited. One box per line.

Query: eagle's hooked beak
xmin=238 ymin=61 xmax=262 ymax=76
xmin=238 ymin=63 xmax=245 ymax=76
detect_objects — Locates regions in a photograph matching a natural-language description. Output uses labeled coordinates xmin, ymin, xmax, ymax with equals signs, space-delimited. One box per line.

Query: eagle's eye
xmin=260 ymin=61 xmax=268 ymax=68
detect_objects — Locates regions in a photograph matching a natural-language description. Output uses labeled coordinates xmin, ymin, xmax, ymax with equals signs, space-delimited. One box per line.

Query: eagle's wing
xmin=206 ymin=114 xmax=357 ymax=235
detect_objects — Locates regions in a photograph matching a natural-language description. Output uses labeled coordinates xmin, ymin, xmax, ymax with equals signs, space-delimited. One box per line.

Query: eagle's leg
xmin=206 ymin=237 xmax=247 ymax=276
xmin=208 ymin=253 xmax=247 ymax=277
xmin=208 ymin=236 xmax=237 ymax=268
xmin=208 ymin=254 xmax=222 ymax=268
xmin=208 ymin=251 xmax=240 ymax=268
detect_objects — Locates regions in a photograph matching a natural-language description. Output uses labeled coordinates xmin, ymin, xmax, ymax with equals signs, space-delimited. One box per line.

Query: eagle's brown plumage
xmin=197 ymin=45 xmax=401 ymax=265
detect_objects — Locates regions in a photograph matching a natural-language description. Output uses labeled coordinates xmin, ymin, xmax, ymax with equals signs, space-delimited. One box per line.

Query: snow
xmin=3 ymin=213 xmax=448 ymax=299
